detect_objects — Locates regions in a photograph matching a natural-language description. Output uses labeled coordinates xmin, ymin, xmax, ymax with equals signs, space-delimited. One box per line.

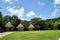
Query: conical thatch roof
xmin=5 ymin=22 xmax=14 ymax=27
xmin=28 ymin=24 xmax=34 ymax=28
xmin=16 ymin=23 xmax=24 ymax=28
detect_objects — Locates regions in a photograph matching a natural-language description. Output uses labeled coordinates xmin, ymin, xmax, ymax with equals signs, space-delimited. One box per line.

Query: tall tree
xmin=21 ymin=20 xmax=30 ymax=30
xmin=0 ymin=12 xmax=2 ymax=26
xmin=39 ymin=20 xmax=48 ymax=30
xmin=0 ymin=12 xmax=2 ymax=32
xmin=53 ymin=20 xmax=60 ymax=29
xmin=30 ymin=18 xmax=41 ymax=30
xmin=11 ymin=15 xmax=21 ymax=31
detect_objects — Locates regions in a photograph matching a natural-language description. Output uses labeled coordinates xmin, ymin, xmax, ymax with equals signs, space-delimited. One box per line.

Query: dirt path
xmin=0 ymin=32 xmax=13 ymax=38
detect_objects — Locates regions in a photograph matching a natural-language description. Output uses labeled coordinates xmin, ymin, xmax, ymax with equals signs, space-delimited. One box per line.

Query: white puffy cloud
xmin=20 ymin=18 xmax=24 ymax=20
xmin=4 ymin=0 xmax=18 ymax=4
xmin=4 ymin=0 xmax=11 ymax=2
xmin=54 ymin=0 xmax=60 ymax=5
xmin=52 ymin=8 xmax=59 ymax=17
xmin=7 ymin=7 xmax=25 ymax=17
xmin=38 ymin=1 xmax=46 ymax=6
xmin=9 ymin=2 xmax=12 ymax=4
xmin=26 ymin=11 xmax=36 ymax=17
xmin=4 ymin=0 xmax=18 ymax=2
xmin=51 ymin=0 xmax=60 ymax=17
xmin=54 ymin=0 xmax=60 ymax=8
xmin=4 ymin=0 xmax=12 ymax=4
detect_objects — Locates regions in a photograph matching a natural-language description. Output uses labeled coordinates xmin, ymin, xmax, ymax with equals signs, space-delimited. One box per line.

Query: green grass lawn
xmin=0 ymin=30 xmax=60 ymax=40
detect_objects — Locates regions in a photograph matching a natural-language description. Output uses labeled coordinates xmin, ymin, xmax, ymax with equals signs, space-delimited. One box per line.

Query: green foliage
xmin=30 ymin=18 xmax=41 ymax=30
xmin=2 ymin=15 xmax=21 ymax=31
xmin=30 ymin=18 xmax=41 ymax=24
xmin=39 ymin=20 xmax=48 ymax=30
xmin=10 ymin=15 xmax=21 ymax=31
xmin=1 ymin=10 xmax=60 ymax=31
xmin=21 ymin=20 xmax=30 ymax=30
xmin=34 ymin=24 xmax=40 ymax=30
xmin=0 ymin=12 xmax=2 ymax=22
xmin=11 ymin=15 xmax=21 ymax=26
xmin=53 ymin=20 xmax=60 ymax=29
xmin=0 ymin=12 xmax=3 ymax=32
xmin=46 ymin=19 xmax=53 ymax=30
xmin=56 ymin=24 xmax=60 ymax=30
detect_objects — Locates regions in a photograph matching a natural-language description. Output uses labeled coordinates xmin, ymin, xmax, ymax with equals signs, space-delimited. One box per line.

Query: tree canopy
xmin=0 ymin=11 xmax=60 ymax=32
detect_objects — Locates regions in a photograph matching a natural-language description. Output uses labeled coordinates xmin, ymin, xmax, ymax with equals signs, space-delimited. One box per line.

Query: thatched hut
xmin=28 ymin=24 xmax=34 ymax=31
xmin=5 ymin=22 xmax=14 ymax=31
xmin=16 ymin=23 xmax=24 ymax=31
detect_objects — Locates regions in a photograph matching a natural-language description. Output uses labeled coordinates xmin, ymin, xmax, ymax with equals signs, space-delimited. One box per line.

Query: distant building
xmin=28 ymin=24 xmax=34 ymax=31
xmin=5 ymin=22 xmax=14 ymax=31
xmin=16 ymin=23 xmax=24 ymax=31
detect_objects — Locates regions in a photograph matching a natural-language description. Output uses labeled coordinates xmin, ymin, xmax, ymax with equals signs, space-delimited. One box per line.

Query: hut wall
xmin=28 ymin=28 xmax=33 ymax=31
xmin=17 ymin=27 xmax=24 ymax=31
xmin=5 ymin=27 xmax=13 ymax=31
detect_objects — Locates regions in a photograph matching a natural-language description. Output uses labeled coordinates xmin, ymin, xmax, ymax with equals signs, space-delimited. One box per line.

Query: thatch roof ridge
xmin=28 ymin=24 xmax=34 ymax=28
xmin=16 ymin=23 xmax=24 ymax=28
xmin=5 ymin=22 xmax=14 ymax=27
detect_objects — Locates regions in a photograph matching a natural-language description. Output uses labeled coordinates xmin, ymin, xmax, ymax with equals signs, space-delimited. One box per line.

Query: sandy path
xmin=0 ymin=32 xmax=13 ymax=38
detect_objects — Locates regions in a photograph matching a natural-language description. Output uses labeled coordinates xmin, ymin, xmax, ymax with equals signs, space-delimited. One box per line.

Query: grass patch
xmin=0 ymin=30 xmax=60 ymax=40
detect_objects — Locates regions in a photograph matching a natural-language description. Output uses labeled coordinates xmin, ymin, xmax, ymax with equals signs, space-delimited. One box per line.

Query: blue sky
xmin=0 ymin=0 xmax=60 ymax=20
